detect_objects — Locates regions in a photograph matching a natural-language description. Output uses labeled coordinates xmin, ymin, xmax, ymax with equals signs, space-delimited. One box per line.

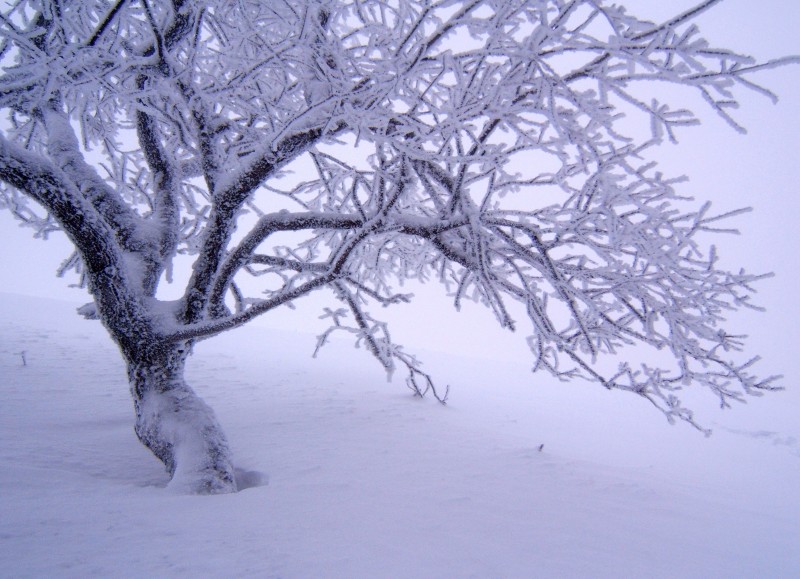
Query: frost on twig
xmin=314 ymin=280 xmax=448 ymax=404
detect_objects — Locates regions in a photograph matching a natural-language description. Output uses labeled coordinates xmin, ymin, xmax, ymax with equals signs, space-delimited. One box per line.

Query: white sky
xmin=1 ymin=0 xmax=798 ymax=372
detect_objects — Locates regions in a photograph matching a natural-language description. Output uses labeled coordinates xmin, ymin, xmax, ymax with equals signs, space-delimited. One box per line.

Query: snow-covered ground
xmin=1 ymin=292 xmax=798 ymax=578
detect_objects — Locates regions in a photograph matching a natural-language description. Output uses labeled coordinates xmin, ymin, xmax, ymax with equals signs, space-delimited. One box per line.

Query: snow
xmin=1 ymin=292 xmax=799 ymax=578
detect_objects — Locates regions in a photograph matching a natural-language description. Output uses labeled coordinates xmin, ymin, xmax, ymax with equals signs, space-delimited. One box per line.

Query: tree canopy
xmin=0 ymin=0 xmax=791 ymax=435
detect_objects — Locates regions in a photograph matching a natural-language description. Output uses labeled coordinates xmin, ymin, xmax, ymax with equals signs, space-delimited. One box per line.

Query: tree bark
xmin=127 ymin=342 xmax=237 ymax=494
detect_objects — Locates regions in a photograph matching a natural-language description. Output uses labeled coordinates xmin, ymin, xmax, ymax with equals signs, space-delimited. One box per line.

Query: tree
xmin=0 ymin=0 xmax=792 ymax=493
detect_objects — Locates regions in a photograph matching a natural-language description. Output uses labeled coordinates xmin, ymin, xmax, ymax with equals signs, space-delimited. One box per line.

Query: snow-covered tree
xmin=0 ymin=0 xmax=792 ymax=493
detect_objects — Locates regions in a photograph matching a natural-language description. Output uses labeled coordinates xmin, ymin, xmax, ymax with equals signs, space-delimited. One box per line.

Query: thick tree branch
xmin=209 ymin=211 xmax=364 ymax=315
xmin=40 ymin=104 xmax=149 ymax=256
xmin=135 ymin=107 xmax=180 ymax=292
xmin=182 ymin=123 xmax=343 ymax=323
xmin=0 ymin=135 xmax=156 ymax=356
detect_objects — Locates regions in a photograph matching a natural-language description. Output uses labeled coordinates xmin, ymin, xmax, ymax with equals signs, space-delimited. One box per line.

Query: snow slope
xmin=1 ymin=292 xmax=798 ymax=578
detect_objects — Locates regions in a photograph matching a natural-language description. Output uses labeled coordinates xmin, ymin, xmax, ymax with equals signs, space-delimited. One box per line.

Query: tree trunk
xmin=127 ymin=342 xmax=237 ymax=494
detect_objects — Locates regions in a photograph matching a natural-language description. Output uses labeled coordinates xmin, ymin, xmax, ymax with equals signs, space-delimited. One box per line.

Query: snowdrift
xmin=1 ymin=293 xmax=798 ymax=577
